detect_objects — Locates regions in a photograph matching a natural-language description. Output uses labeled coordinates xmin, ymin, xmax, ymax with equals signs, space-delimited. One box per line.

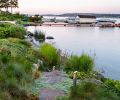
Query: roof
xmin=97 ymin=19 xmax=116 ymax=23
xmin=77 ymin=15 xmax=96 ymax=18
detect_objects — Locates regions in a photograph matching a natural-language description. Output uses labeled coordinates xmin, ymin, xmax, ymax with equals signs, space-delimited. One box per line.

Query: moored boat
xmin=96 ymin=19 xmax=116 ymax=27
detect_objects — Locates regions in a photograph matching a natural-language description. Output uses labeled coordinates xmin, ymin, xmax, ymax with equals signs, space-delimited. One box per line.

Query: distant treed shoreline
xmin=40 ymin=13 xmax=120 ymax=18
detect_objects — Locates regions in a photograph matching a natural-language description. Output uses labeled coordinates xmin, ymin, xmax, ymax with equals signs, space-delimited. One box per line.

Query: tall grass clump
xmin=0 ymin=49 xmax=33 ymax=99
xmin=68 ymin=81 xmax=120 ymax=100
xmin=64 ymin=54 xmax=94 ymax=73
xmin=103 ymin=78 xmax=120 ymax=96
xmin=0 ymin=23 xmax=26 ymax=39
xmin=0 ymin=37 xmax=40 ymax=99
xmin=0 ymin=38 xmax=38 ymax=63
xmin=79 ymin=54 xmax=94 ymax=72
xmin=57 ymin=81 xmax=120 ymax=100
xmin=34 ymin=30 xmax=45 ymax=42
xmin=40 ymin=43 xmax=59 ymax=70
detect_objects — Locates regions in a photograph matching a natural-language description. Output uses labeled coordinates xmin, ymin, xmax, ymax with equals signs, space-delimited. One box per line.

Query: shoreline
xmin=23 ymin=22 xmax=120 ymax=27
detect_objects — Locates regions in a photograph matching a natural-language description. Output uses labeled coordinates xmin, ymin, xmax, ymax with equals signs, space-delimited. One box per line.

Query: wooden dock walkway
xmin=23 ymin=22 xmax=120 ymax=27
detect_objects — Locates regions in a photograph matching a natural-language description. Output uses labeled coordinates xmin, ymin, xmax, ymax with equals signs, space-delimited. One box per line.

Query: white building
xmin=96 ymin=19 xmax=116 ymax=27
xmin=75 ymin=15 xmax=96 ymax=26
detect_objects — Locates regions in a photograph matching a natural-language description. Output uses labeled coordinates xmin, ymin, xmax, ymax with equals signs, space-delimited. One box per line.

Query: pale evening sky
xmin=14 ymin=0 xmax=120 ymax=14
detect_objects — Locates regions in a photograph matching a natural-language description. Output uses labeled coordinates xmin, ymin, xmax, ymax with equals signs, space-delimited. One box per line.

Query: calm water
xmin=27 ymin=26 xmax=120 ymax=80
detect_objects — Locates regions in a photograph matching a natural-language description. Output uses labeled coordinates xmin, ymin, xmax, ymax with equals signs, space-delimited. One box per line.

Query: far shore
xmin=23 ymin=22 xmax=120 ymax=27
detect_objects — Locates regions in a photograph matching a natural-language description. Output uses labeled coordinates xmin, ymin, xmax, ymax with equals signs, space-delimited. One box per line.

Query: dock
xmin=23 ymin=22 xmax=120 ymax=27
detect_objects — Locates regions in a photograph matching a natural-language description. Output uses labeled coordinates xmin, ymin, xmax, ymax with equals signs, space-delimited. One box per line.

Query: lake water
xmin=27 ymin=25 xmax=120 ymax=80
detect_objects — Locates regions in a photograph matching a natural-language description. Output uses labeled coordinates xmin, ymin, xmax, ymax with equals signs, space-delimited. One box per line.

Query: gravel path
xmin=38 ymin=70 xmax=72 ymax=100
xmin=39 ymin=88 xmax=65 ymax=100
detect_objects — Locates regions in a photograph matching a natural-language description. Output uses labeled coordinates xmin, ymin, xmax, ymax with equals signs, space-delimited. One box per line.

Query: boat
xmin=96 ymin=18 xmax=116 ymax=27
xmin=116 ymin=23 xmax=120 ymax=27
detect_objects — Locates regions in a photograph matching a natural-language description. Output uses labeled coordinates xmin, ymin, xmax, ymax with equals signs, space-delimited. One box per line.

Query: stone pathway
xmin=39 ymin=88 xmax=65 ymax=100
xmin=31 ymin=70 xmax=87 ymax=100
xmin=35 ymin=70 xmax=73 ymax=100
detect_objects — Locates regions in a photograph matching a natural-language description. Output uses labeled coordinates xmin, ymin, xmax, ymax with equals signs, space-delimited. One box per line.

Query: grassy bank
xmin=0 ymin=22 xmax=40 ymax=99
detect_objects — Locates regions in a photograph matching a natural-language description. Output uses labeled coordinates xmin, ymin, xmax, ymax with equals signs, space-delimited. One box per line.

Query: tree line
xmin=0 ymin=0 xmax=18 ymax=13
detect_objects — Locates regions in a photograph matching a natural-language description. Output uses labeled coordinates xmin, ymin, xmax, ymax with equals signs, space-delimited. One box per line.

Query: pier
xmin=23 ymin=22 xmax=120 ymax=27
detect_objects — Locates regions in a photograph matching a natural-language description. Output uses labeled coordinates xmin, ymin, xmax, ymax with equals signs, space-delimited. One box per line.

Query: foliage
xmin=0 ymin=12 xmax=26 ymax=21
xmin=33 ymin=70 xmax=41 ymax=79
xmin=0 ymin=23 xmax=27 ymax=39
xmin=64 ymin=54 xmax=94 ymax=73
xmin=69 ymin=71 xmax=95 ymax=80
xmin=16 ymin=19 xmax=31 ymax=25
xmin=56 ymin=96 xmax=68 ymax=100
xmin=40 ymin=43 xmax=60 ymax=70
xmin=0 ymin=0 xmax=18 ymax=13
xmin=0 ymin=38 xmax=38 ymax=63
xmin=34 ymin=30 xmax=45 ymax=42
xmin=8 ymin=38 xmax=31 ymax=47
xmin=29 ymin=15 xmax=43 ymax=23
xmin=0 ymin=36 xmax=40 ymax=99
xmin=0 ymin=91 xmax=12 ymax=100
xmin=67 ymin=82 xmax=120 ymax=100
xmin=0 ymin=50 xmax=33 ymax=99
xmin=103 ymin=78 xmax=120 ymax=96
xmin=79 ymin=54 xmax=94 ymax=72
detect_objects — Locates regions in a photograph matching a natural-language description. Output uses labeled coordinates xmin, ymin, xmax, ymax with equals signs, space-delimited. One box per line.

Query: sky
xmin=13 ymin=0 xmax=120 ymax=14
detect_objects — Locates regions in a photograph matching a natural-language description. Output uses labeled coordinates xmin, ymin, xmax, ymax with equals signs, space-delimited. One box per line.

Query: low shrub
xmin=0 ymin=23 xmax=26 ymax=39
xmin=68 ymin=82 xmax=120 ymax=100
xmin=40 ymin=43 xmax=60 ymax=70
xmin=0 ymin=11 xmax=28 ymax=21
xmin=79 ymin=54 xmax=94 ymax=72
xmin=69 ymin=71 xmax=95 ymax=80
xmin=64 ymin=54 xmax=94 ymax=73
xmin=33 ymin=70 xmax=41 ymax=79
xmin=104 ymin=79 xmax=120 ymax=96
xmin=0 ymin=38 xmax=38 ymax=63
xmin=0 ymin=51 xmax=33 ymax=99
xmin=34 ymin=30 xmax=45 ymax=41
xmin=0 ymin=91 xmax=12 ymax=100
xmin=8 ymin=38 xmax=31 ymax=47
xmin=56 ymin=96 xmax=68 ymax=100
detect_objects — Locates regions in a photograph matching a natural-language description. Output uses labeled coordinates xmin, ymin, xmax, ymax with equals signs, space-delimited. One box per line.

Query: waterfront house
xmin=96 ymin=19 xmax=116 ymax=27
xmin=75 ymin=15 xmax=96 ymax=26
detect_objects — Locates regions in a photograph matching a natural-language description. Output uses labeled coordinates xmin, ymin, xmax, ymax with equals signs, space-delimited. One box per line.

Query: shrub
xmin=40 ymin=43 xmax=60 ymax=70
xmin=64 ymin=54 xmax=94 ymax=73
xmin=79 ymin=54 xmax=94 ymax=72
xmin=104 ymin=79 xmax=120 ymax=96
xmin=8 ymin=38 xmax=31 ymax=47
xmin=56 ymin=96 xmax=68 ymax=100
xmin=64 ymin=55 xmax=80 ymax=72
xmin=0 ymin=91 xmax=12 ymax=100
xmin=0 ymin=50 xmax=33 ymax=99
xmin=68 ymin=82 xmax=120 ymax=100
xmin=8 ymin=24 xmax=26 ymax=39
xmin=0 ymin=23 xmax=26 ymax=39
xmin=34 ymin=30 xmax=45 ymax=42
xmin=33 ymin=70 xmax=41 ymax=79
xmin=0 ymin=38 xmax=37 ymax=63
xmin=0 ymin=11 xmax=28 ymax=21
xmin=69 ymin=71 xmax=94 ymax=80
